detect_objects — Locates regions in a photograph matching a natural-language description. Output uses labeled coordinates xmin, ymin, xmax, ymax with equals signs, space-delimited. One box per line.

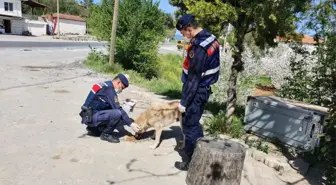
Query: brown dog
xmin=133 ymin=100 xmax=184 ymax=149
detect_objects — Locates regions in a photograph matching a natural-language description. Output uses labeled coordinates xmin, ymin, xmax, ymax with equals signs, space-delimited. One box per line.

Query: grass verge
xmin=85 ymin=51 xmax=183 ymax=99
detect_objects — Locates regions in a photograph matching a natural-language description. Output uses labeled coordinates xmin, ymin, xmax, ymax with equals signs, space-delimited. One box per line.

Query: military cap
xmin=176 ymin=14 xmax=195 ymax=31
xmin=117 ymin=73 xmax=129 ymax=87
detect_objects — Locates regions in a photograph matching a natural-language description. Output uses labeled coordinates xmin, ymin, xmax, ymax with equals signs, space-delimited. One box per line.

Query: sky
xmin=156 ymin=0 xmax=177 ymax=14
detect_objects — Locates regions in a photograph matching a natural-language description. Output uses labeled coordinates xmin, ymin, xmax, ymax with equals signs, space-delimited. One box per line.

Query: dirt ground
xmin=0 ymin=49 xmax=322 ymax=185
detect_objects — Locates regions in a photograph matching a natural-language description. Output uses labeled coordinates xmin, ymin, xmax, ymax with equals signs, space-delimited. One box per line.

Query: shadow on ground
xmin=136 ymin=126 xmax=184 ymax=146
xmin=107 ymin=158 xmax=183 ymax=184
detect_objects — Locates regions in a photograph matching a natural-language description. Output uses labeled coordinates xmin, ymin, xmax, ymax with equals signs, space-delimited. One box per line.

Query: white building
xmin=0 ymin=0 xmax=24 ymax=34
xmin=0 ymin=0 xmax=86 ymax=36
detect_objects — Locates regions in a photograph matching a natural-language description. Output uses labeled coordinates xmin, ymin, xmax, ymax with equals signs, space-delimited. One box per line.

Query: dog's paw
xmin=149 ymin=144 xmax=158 ymax=149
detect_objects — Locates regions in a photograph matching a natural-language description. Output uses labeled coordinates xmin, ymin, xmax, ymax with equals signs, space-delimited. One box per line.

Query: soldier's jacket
xmin=80 ymin=81 xmax=132 ymax=126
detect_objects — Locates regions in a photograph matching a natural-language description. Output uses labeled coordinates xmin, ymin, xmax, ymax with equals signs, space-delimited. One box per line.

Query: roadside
xmin=0 ymin=34 xmax=101 ymax=43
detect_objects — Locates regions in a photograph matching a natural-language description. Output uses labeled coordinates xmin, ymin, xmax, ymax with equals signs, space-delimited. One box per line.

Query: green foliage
xmin=318 ymin=32 xmax=336 ymax=185
xmin=184 ymin=0 xmax=237 ymax=37
xmin=169 ymin=0 xmax=188 ymax=19
xmin=163 ymin=13 xmax=175 ymax=29
xmin=279 ymin=1 xmax=336 ymax=184
xmin=277 ymin=43 xmax=314 ymax=103
xmin=203 ymin=112 xmax=244 ymax=138
xmin=86 ymin=0 xmax=114 ymax=41
xmin=84 ymin=52 xmax=183 ymax=97
xmin=246 ymin=138 xmax=270 ymax=154
xmin=164 ymin=13 xmax=176 ymax=38
xmin=22 ymin=0 xmax=86 ymax=17
xmin=87 ymin=0 xmax=167 ymax=79
xmin=173 ymin=0 xmax=310 ymax=46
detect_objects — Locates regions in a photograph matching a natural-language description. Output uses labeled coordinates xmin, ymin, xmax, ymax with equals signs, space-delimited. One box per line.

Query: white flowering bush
xmin=210 ymin=42 xmax=317 ymax=106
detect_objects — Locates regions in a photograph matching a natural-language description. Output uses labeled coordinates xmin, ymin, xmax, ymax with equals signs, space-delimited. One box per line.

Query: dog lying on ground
xmin=132 ymin=100 xmax=184 ymax=150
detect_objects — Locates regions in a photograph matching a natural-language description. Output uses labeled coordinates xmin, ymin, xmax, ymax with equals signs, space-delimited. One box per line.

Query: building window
xmin=4 ymin=2 xmax=14 ymax=11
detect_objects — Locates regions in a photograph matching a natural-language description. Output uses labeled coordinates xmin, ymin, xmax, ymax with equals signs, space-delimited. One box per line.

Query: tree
xmin=320 ymin=31 xmax=336 ymax=185
xmin=280 ymin=1 xmax=336 ymax=184
xmin=109 ymin=0 xmax=119 ymax=67
xmin=170 ymin=0 xmax=311 ymax=124
xmin=22 ymin=0 xmax=86 ymax=17
xmin=87 ymin=0 xmax=166 ymax=78
xmin=164 ymin=13 xmax=176 ymax=39
xmin=169 ymin=0 xmax=188 ymax=19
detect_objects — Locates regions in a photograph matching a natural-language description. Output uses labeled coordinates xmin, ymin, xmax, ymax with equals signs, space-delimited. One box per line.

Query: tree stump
xmin=186 ymin=137 xmax=247 ymax=185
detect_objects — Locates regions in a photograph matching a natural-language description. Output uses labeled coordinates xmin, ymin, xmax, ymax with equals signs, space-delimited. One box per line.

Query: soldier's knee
xmin=111 ymin=109 xmax=122 ymax=119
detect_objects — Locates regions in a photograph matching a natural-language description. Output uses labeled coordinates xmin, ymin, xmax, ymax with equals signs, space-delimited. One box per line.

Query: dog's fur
xmin=133 ymin=100 xmax=184 ymax=149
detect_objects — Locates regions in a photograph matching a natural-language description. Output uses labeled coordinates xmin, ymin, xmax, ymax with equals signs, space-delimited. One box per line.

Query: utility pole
xmin=57 ymin=0 xmax=60 ymax=37
xmin=109 ymin=0 xmax=119 ymax=67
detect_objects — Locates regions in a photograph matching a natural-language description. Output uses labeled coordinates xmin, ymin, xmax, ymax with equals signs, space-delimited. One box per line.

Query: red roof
xmin=276 ymin=34 xmax=323 ymax=45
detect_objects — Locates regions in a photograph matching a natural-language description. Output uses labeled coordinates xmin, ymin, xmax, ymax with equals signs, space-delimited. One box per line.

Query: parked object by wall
xmin=244 ymin=95 xmax=329 ymax=153
xmin=42 ymin=13 xmax=86 ymax=35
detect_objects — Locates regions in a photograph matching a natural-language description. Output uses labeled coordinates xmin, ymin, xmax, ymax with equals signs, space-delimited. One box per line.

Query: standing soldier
xmin=175 ymin=14 xmax=220 ymax=171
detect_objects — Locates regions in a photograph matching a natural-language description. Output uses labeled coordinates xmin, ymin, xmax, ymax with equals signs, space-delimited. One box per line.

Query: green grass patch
xmin=203 ymin=111 xmax=245 ymax=139
xmin=240 ymin=75 xmax=273 ymax=89
xmin=84 ymin=51 xmax=183 ymax=99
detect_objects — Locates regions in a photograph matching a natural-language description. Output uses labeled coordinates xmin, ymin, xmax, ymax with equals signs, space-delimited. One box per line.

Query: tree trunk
xmin=226 ymin=35 xmax=245 ymax=124
xmin=109 ymin=0 xmax=119 ymax=67
xmin=186 ymin=137 xmax=247 ymax=185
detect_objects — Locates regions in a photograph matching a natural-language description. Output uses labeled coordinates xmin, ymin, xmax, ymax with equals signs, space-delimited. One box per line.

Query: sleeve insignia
xmin=189 ymin=50 xmax=194 ymax=58
xmin=114 ymin=96 xmax=119 ymax=103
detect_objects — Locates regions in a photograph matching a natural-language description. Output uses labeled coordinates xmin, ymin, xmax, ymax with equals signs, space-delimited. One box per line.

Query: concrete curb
xmin=249 ymin=148 xmax=286 ymax=175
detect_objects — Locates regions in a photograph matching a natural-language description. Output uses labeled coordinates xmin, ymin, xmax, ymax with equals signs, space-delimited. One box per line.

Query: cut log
xmin=186 ymin=137 xmax=247 ymax=185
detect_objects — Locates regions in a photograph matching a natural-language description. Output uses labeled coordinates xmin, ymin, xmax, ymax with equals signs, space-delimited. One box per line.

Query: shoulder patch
xmin=189 ymin=50 xmax=194 ymax=58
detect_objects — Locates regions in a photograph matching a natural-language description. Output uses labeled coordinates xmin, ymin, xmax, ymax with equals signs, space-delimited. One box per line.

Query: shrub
xmin=203 ymin=111 xmax=244 ymax=139
xmin=87 ymin=0 xmax=166 ymax=79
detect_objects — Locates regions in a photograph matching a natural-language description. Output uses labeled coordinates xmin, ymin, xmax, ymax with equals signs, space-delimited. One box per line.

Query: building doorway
xmin=4 ymin=19 xmax=11 ymax=33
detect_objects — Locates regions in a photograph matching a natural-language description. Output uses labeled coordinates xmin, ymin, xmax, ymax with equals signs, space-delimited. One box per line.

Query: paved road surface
xmin=0 ymin=39 xmax=182 ymax=55
xmin=0 ymin=40 xmax=107 ymax=49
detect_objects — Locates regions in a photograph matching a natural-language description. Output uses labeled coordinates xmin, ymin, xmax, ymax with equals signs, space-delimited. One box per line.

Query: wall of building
xmin=0 ymin=0 xmax=22 ymax=18
xmin=24 ymin=19 xmax=47 ymax=36
xmin=11 ymin=19 xmax=23 ymax=34
xmin=55 ymin=19 xmax=86 ymax=35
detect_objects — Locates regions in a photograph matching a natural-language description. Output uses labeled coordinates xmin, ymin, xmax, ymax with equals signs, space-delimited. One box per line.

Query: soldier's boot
xmin=174 ymin=159 xmax=190 ymax=171
xmin=100 ymin=127 xmax=120 ymax=143
xmin=86 ymin=126 xmax=102 ymax=137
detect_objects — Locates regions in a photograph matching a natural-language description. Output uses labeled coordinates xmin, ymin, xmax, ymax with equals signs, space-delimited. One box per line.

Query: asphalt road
xmin=0 ymin=40 xmax=107 ymax=48
xmin=0 ymin=40 xmax=182 ymax=54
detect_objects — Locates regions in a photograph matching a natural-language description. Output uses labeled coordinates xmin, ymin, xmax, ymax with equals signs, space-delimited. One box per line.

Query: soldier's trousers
xmin=182 ymin=86 xmax=211 ymax=159
xmin=90 ymin=109 xmax=122 ymax=133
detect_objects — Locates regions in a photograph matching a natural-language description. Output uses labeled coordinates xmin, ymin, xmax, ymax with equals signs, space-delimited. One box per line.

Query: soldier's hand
xmin=178 ymin=103 xmax=186 ymax=113
xmin=130 ymin=122 xmax=140 ymax=133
